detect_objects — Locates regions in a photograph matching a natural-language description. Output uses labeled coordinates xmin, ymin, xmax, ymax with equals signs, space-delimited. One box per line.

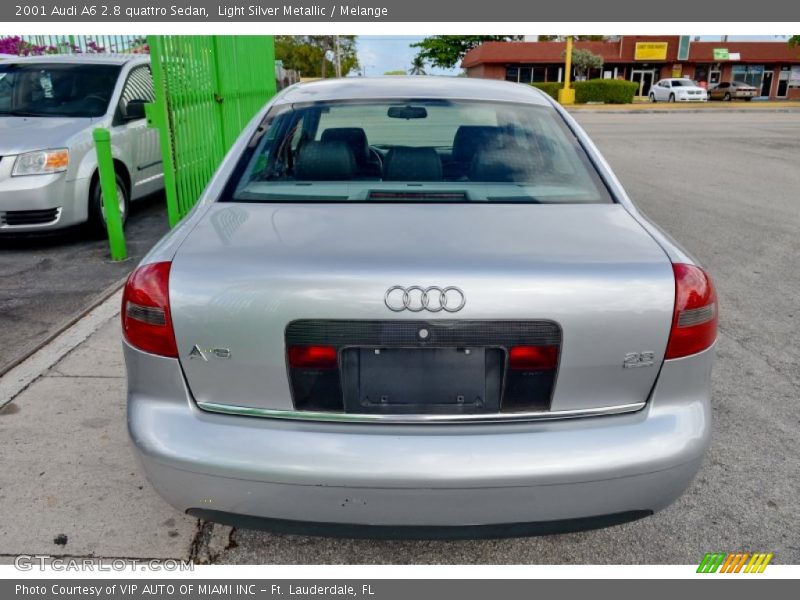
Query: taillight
xmin=121 ymin=261 xmax=178 ymax=358
xmin=665 ymin=263 xmax=718 ymax=359
xmin=509 ymin=345 xmax=559 ymax=370
xmin=287 ymin=345 xmax=338 ymax=369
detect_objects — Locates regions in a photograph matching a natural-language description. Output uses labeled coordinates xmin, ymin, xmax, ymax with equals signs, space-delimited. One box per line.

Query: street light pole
xmin=558 ymin=35 xmax=576 ymax=105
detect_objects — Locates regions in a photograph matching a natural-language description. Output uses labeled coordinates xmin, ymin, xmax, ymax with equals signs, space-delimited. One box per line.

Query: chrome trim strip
xmin=195 ymin=401 xmax=646 ymax=424
xmin=136 ymin=159 xmax=163 ymax=171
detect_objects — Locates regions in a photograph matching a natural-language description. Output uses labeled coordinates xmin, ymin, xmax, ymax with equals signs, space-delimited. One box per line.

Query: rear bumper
xmin=126 ymin=342 xmax=713 ymax=535
xmin=186 ymin=508 xmax=654 ymax=540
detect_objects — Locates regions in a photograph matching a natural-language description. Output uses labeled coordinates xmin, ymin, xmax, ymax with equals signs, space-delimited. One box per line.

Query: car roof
xmin=276 ymin=76 xmax=553 ymax=106
xmin=2 ymin=53 xmax=148 ymax=66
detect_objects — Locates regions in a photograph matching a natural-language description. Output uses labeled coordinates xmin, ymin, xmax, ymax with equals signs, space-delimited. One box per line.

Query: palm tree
xmin=409 ymin=56 xmax=427 ymax=76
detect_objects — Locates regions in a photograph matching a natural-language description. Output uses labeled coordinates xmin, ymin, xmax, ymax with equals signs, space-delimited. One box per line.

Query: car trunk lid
xmin=170 ymin=202 xmax=675 ymax=416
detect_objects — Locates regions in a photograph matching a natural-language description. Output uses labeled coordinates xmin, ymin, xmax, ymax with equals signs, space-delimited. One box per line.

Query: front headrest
xmin=452 ymin=126 xmax=504 ymax=163
xmin=294 ymin=141 xmax=356 ymax=181
xmin=383 ymin=147 xmax=443 ymax=182
xmin=320 ymin=128 xmax=370 ymax=164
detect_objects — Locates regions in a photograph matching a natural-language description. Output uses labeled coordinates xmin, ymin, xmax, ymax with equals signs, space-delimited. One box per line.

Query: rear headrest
xmin=320 ymin=127 xmax=370 ymax=165
xmin=383 ymin=147 xmax=442 ymax=182
xmin=471 ymin=147 xmax=535 ymax=183
xmin=452 ymin=126 xmax=504 ymax=163
xmin=294 ymin=141 xmax=356 ymax=181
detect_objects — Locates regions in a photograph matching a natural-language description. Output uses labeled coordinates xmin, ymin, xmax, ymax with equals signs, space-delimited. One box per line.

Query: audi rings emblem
xmin=384 ymin=286 xmax=466 ymax=313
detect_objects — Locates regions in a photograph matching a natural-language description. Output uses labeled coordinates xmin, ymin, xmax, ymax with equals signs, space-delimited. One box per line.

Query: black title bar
xmin=4 ymin=0 xmax=800 ymax=22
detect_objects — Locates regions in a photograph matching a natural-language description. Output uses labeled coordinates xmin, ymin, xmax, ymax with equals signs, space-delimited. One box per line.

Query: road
xmin=0 ymin=194 xmax=169 ymax=375
xmin=218 ymin=112 xmax=800 ymax=563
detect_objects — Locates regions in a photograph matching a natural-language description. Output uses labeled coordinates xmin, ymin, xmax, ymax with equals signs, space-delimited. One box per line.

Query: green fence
xmin=147 ymin=35 xmax=277 ymax=225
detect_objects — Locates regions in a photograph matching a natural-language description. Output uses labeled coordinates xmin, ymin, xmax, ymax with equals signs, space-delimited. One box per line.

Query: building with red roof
xmin=461 ymin=36 xmax=800 ymax=99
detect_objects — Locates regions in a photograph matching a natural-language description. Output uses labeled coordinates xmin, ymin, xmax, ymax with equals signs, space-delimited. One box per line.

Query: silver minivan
xmin=0 ymin=54 xmax=163 ymax=234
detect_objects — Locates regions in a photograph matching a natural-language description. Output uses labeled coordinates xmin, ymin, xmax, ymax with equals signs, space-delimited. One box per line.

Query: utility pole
xmin=558 ymin=36 xmax=576 ymax=105
xmin=334 ymin=35 xmax=342 ymax=78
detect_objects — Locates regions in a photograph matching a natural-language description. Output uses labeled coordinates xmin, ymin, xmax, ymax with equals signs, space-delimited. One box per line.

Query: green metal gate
xmin=147 ymin=36 xmax=277 ymax=226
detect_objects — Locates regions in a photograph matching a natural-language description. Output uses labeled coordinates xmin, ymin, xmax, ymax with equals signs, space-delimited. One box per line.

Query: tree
xmin=411 ymin=35 xmax=522 ymax=70
xmin=790 ymin=36 xmax=800 ymax=46
xmin=383 ymin=70 xmax=407 ymax=76
xmin=409 ymin=55 xmax=427 ymax=76
xmin=566 ymin=48 xmax=604 ymax=80
xmin=275 ymin=36 xmax=359 ymax=78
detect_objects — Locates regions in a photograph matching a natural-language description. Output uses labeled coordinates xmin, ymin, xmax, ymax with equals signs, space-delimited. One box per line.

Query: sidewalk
xmin=0 ymin=290 xmax=231 ymax=565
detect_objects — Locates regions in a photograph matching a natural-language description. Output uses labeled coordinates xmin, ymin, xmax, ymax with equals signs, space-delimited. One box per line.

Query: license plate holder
xmin=341 ymin=346 xmax=503 ymax=414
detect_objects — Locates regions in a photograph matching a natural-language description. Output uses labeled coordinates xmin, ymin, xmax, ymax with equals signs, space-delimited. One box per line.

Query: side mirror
xmin=123 ymin=99 xmax=147 ymax=121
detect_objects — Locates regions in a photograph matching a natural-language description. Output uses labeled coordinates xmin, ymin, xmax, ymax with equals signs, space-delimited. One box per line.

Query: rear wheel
xmin=88 ymin=172 xmax=129 ymax=238
xmin=724 ymin=92 xmax=732 ymax=101
xmin=649 ymin=93 xmax=656 ymax=103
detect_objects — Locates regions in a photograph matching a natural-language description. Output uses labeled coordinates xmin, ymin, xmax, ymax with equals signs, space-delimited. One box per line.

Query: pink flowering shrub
xmin=0 ymin=36 xmax=148 ymax=56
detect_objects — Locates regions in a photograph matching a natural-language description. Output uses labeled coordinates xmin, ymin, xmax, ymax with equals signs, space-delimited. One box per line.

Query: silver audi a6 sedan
xmin=124 ymin=77 xmax=716 ymax=538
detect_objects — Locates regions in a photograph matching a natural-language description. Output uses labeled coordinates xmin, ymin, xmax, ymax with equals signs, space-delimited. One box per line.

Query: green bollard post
xmin=92 ymin=128 xmax=127 ymax=261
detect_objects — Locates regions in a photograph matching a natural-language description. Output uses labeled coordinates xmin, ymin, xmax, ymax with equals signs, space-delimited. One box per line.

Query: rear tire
xmin=649 ymin=93 xmax=656 ymax=103
xmin=724 ymin=92 xmax=732 ymax=101
xmin=88 ymin=172 xmax=129 ymax=239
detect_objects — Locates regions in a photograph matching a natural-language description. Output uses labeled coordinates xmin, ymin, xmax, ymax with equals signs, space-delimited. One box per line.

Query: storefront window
xmin=505 ymin=65 xmax=554 ymax=84
xmin=732 ymin=64 xmax=764 ymax=87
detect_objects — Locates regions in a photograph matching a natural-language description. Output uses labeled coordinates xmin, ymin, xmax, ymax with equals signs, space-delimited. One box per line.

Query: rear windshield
xmin=0 ymin=63 xmax=121 ymax=118
xmin=224 ymin=99 xmax=613 ymax=204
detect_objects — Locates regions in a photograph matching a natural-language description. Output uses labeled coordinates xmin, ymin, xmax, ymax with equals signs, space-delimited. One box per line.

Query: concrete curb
xmin=0 ymin=283 xmax=124 ymax=406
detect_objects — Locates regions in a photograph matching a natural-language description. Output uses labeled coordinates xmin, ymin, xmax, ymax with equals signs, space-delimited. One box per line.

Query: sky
xmin=356 ymin=35 xmax=457 ymax=76
xmin=355 ymin=35 xmax=790 ymax=77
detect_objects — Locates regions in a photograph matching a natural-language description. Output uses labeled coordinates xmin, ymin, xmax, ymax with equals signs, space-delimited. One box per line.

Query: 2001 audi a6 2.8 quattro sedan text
xmin=123 ymin=77 xmax=717 ymax=539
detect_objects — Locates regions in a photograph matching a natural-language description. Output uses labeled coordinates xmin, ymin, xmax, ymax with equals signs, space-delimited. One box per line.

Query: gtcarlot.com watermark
xmin=14 ymin=555 xmax=193 ymax=572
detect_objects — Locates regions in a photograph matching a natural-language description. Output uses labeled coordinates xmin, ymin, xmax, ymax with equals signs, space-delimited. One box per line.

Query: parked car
xmin=649 ymin=78 xmax=708 ymax=102
xmin=708 ymin=81 xmax=758 ymax=101
xmin=124 ymin=77 xmax=716 ymax=538
xmin=0 ymin=54 xmax=163 ymax=234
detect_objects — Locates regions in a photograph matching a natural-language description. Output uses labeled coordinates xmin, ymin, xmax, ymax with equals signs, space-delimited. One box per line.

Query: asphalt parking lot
xmin=1 ymin=111 xmax=798 ymax=566
xmin=0 ymin=193 xmax=169 ymax=375
xmin=218 ymin=112 xmax=800 ymax=563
